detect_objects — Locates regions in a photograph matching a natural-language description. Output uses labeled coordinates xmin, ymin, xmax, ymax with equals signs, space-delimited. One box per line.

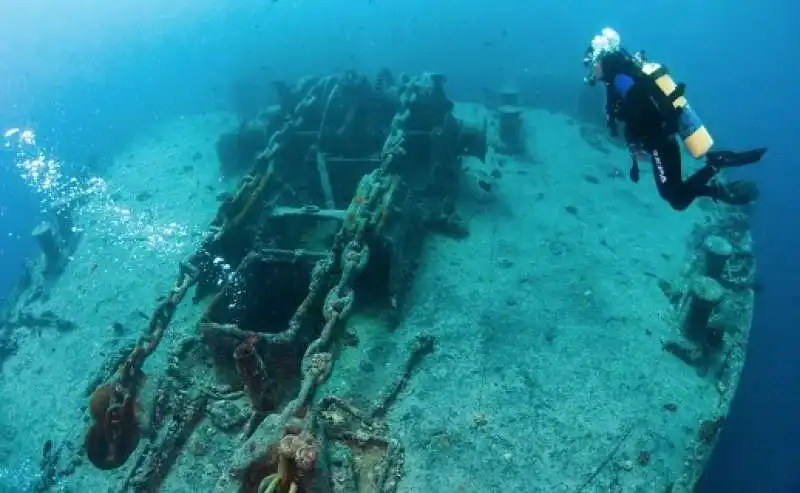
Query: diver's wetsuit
xmin=598 ymin=51 xmax=765 ymax=210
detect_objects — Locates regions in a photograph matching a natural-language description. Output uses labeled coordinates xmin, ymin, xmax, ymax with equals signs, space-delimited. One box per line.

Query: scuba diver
xmin=583 ymin=28 xmax=767 ymax=211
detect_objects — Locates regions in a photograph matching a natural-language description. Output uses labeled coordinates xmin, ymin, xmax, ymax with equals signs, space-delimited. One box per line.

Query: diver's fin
xmin=707 ymin=147 xmax=767 ymax=168
xmin=713 ymin=180 xmax=761 ymax=205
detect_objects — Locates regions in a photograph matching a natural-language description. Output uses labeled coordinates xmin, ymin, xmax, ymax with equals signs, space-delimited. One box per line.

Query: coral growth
xmin=257 ymin=430 xmax=319 ymax=493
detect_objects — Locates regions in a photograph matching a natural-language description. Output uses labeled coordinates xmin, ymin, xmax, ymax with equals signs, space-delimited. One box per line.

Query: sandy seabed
xmin=0 ymin=106 xmax=749 ymax=493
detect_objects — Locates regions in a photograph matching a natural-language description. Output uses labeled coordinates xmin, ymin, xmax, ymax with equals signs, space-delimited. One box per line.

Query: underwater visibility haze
xmin=0 ymin=1 xmax=798 ymax=492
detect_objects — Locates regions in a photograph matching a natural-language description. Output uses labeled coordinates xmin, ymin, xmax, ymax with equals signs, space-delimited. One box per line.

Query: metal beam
xmin=315 ymin=152 xmax=337 ymax=209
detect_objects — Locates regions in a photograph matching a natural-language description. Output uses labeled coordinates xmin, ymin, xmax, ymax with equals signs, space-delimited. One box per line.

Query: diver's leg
xmin=649 ymin=137 xmax=760 ymax=209
xmin=674 ymin=160 xmax=759 ymax=206
xmin=679 ymin=158 xmax=762 ymax=207
xmin=695 ymin=147 xmax=767 ymax=205
xmin=649 ymin=136 xmax=696 ymax=210
xmin=683 ymin=163 xmax=718 ymax=193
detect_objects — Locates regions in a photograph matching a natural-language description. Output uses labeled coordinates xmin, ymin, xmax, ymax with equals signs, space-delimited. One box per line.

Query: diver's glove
xmin=707 ymin=147 xmax=768 ymax=169
xmin=629 ymin=153 xmax=640 ymax=183
xmin=628 ymin=143 xmax=646 ymax=183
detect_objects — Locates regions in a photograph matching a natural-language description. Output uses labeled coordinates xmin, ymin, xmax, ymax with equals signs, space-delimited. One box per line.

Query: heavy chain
xmin=116 ymin=262 xmax=197 ymax=393
xmin=321 ymin=240 xmax=369 ymax=321
xmin=283 ymin=126 xmax=407 ymax=423
xmin=115 ymin=76 xmax=350 ymax=387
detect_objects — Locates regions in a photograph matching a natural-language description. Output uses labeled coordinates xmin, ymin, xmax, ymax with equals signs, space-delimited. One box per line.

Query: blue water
xmin=1 ymin=1 xmax=798 ymax=491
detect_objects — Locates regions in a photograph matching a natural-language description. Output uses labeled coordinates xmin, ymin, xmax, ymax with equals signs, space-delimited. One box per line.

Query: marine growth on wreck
xmin=0 ymin=69 xmax=757 ymax=493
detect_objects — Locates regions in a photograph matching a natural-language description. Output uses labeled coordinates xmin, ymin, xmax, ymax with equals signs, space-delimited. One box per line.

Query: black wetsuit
xmin=598 ymin=51 xmax=765 ymax=210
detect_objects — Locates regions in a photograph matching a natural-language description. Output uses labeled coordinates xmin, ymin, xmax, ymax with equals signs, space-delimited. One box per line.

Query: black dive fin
xmin=707 ymin=147 xmax=768 ymax=168
xmin=715 ymin=180 xmax=761 ymax=205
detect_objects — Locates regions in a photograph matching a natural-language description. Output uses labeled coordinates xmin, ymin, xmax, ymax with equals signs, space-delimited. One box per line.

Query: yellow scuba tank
xmin=641 ymin=62 xmax=714 ymax=159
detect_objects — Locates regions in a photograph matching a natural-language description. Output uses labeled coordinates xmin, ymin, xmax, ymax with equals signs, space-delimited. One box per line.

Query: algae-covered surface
xmin=0 ymin=97 xmax=753 ymax=493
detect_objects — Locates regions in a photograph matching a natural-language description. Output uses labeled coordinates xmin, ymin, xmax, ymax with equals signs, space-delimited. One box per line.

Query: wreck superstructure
xmin=14 ymin=70 xmax=486 ymax=493
xmin=0 ymin=69 xmax=758 ymax=493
